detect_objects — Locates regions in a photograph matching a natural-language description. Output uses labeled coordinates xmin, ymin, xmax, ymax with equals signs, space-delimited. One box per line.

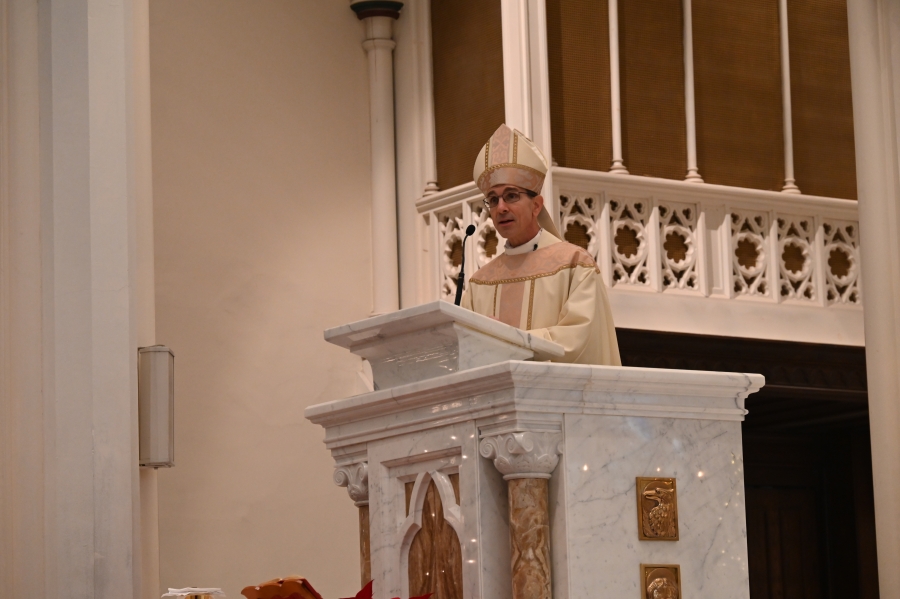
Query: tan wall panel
xmin=693 ymin=0 xmax=785 ymax=191
xmin=431 ymin=0 xmax=505 ymax=191
xmin=619 ymin=0 xmax=686 ymax=180
xmin=150 ymin=2 xmax=369 ymax=598
xmin=547 ymin=0 xmax=612 ymax=171
xmin=788 ymin=0 xmax=857 ymax=200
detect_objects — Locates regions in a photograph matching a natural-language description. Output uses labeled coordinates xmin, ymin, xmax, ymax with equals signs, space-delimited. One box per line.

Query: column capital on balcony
xmin=479 ymin=432 xmax=563 ymax=480
xmin=350 ymin=1 xmax=403 ymax=21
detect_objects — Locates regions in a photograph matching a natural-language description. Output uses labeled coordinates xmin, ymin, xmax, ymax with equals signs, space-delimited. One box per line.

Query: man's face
xmin=487 ymin=184 xmax=544 ymax=247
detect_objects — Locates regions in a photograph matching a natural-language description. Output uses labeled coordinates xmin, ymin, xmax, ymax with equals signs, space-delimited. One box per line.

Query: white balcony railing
xmin=415 ymin=168 xmax=863 ymax=346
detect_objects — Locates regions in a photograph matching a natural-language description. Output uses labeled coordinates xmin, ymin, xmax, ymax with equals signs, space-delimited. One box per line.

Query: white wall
xmin=150 ymin=2 xmax=373 ymax=597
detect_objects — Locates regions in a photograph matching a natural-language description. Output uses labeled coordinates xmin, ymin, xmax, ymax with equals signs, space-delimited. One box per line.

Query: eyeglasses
xmin=482 ymin=189 xmax=533 ymax=210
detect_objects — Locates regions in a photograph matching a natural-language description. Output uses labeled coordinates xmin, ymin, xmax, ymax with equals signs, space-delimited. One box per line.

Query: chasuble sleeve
xmin=460 ymin=286 xmax=474 ymax=311
xmin=527 ymin=266 xmax=622 ymax=366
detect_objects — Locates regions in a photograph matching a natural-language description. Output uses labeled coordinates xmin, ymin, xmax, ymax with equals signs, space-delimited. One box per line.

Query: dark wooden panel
xmin=431 ymin=0 xmax=505 ymax=190
xmin=693 ymin=0 xmax=784 ymax=191
xmin=546 ymin=0 xmax=612 ymax=171
xmin=746 ymin=484 xmax=821 ymax=596
xmin=619 ymin=0 xmax=686 ymax=180
xmin=788 ymin=0 xmax=857 ymax=199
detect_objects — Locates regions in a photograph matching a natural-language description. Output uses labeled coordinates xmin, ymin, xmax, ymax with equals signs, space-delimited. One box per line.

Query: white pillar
xmin=352 ymin=1 xmax=402 ymax=316
xmin=778 ymin=0 xmax=800 ymax=193
xmin=682 ymin=0 xmax=702 ymax=182
xmin=417 ymin=0 xmax=439 ymax=197
xmin=132 ymin=0 xmax=160 ymax=597
xmin=846 ymin=0 xmax=900 ymax=590
xmin=392 ymin=0 xmax=434 ymax=309
xmin=1 ymin=0 xmax=149 ymax=596
xmin=0 ymin=0 xmax=44 ymax=594
xmin=501 ymin=0 xmax=533 ymax=136
xmin=608 ymin=0 xmax=628 ymax=174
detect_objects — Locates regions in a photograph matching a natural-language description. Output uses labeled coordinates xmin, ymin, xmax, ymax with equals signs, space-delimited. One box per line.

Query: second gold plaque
xmin=636 ymin=477 xmax=678 ymax=540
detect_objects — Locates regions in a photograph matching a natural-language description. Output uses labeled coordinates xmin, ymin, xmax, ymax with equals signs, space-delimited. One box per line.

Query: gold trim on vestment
xmin=527 ymin=279 xmax=535 ymax=330
xmin=470 ymin=262 xmax=601 ymax=286
xmin=492 ymin=285 xmax=498 ymax=317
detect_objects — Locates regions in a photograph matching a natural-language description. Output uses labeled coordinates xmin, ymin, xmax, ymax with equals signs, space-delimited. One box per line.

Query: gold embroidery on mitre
xmin=476 ymin=163 xmax=546 ymax=193
xmin=513 ymin=132 xmax=518 ymax=164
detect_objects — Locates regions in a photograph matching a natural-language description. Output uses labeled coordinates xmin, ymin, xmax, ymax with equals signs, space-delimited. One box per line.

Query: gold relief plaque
xmin=641 ymin=564 xmax=681 ymax=599
xmin=636 ymin=477 xmax=679 ymax=540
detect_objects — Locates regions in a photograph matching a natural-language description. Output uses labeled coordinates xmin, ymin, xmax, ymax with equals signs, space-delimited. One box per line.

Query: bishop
xmin=461 ymin=124 xmax=621 ymax=366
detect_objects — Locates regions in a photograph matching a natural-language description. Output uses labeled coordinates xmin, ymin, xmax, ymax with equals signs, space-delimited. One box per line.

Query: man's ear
xmin=533 ymin=194 xmax=544 ymax=217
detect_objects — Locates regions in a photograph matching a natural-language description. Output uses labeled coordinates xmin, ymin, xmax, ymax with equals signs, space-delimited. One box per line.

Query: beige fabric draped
xmin=461 ymin=232 xmax=621 ymax=366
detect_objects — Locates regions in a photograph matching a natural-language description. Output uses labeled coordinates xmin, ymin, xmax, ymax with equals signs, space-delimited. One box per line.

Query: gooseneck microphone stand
xmin=454 ymin=225 xmax=477 ymax=306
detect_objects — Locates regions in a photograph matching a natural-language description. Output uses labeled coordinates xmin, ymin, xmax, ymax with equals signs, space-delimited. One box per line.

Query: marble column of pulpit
xmin=479 ymin=433 xmax=562 ymax=599
xmin=334 ymin=461 xmax=371 ymax=587
xmin=308 ymin=302 xmax=764 ymax=599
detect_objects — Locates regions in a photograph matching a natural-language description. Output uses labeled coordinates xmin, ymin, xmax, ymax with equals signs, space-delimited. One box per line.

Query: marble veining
xmin=305 ymin=361 xmax=763 ymax=453
xmin=324 ymin=301 xmax=563 ymax=360
xmin=324 ymin=302 xmax=565 ymax=391
xmin=359 ymin=505 xmax=371 ymax=586
xmin=559 ymin=414 xmax=750 ymax=599
xmin=508 ymin=478 xmax=553 ymax=599
xmin=309 ymin=353 xmax=762 ymax=599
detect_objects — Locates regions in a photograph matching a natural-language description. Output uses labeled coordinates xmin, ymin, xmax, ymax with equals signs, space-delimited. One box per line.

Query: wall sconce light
xmin=138 ymin=345 xmax=174 ymax=468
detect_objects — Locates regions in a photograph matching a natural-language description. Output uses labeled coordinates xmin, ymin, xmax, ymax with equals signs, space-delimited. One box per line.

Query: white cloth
xmin=162 ymin=589 xmax=226 ymax=598
xmin=504 ymin=228 xmax=542 ymax=255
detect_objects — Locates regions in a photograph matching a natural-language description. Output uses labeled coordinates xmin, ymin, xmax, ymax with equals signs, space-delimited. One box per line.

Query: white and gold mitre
xmin=473 ymin=124 xmax=560 ymax=239
xmin=473 ymin=124 xmax=548 ymax=195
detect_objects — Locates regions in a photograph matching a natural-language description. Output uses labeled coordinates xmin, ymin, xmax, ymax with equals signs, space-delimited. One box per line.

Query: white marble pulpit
xmin=307 ymin=302 xmax=764 ymax=599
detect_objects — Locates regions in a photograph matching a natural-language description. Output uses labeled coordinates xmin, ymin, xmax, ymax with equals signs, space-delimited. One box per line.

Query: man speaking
xmin=460 ymin=124 xmax=621 ymax=366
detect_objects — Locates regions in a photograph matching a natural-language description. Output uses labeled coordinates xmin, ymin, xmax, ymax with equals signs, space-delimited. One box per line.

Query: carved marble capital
xmin=479 ymin=432 xmax=563 ymax=480
xmin=334 ymin=461 xmax=369 ymax=506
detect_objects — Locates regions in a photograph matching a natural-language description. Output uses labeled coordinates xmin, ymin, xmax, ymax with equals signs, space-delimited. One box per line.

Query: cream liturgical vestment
xmin=461 ymin=230 xmax=621 ymax=366
xmin=463 ymin=123 xmax=621 ymax=366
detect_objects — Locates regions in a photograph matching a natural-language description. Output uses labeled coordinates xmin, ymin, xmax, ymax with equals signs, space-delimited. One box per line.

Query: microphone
xmin=454 ymin=224 xmax=477 ymax=306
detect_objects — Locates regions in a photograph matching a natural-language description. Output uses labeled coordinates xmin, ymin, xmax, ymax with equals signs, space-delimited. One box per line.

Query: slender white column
xmin=846 ymin=0 xmax=900 ymax=590
xmin=682 ymin=0 xmax=702 ymax=182
xmin=1 ymin=0 xmax=44 ymax=594
xmin=501 ymin=0 xmax=533 ymax=136
xmin=352 ymin=2 xmax=402 ymax=315
xmin=418 ymin=0 xmax=439 ymax=196
xmin=132 ymin=0 xmax=160 ymax=596
xmin=608 ymin=0 xmax=628 ymax=174
xmin=778 ymin=0 xmax=800 ymax=193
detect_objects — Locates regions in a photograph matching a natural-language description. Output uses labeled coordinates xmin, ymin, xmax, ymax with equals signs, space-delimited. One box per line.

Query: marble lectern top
xmin=324 ymin=301 xmax=564 ymax=390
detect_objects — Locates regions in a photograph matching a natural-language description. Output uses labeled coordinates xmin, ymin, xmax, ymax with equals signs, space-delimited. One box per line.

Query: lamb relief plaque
xmin=641 ymin=564 xmax=681 ymax=599
xmin=636 ymin=477 xmax=678 ymax=541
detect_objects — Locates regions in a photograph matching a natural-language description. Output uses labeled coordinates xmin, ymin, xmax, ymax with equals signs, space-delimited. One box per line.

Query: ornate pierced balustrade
xmin=415 ymin=168 xmax=863 ymax=345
